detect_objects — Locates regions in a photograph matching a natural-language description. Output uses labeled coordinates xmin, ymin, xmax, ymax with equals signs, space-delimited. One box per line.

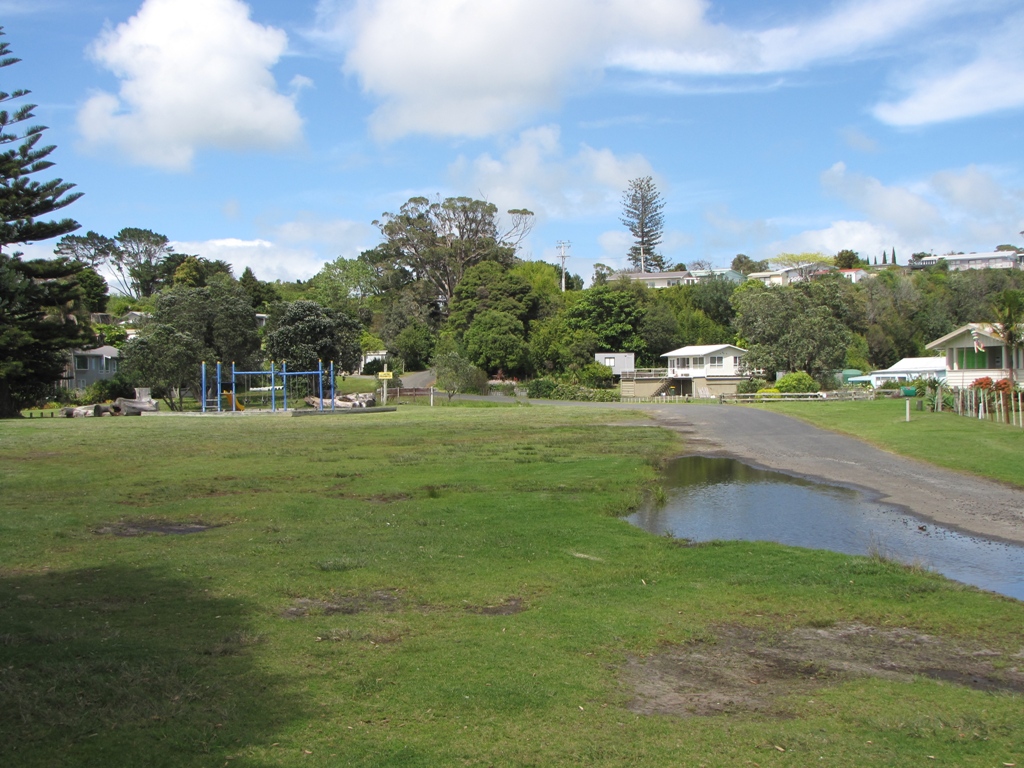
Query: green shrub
xmin=549 ymin=383 xmax=619 ymax=402
xmin=776 ymin=371 xmax=819 ymax=393
xmin=578 ymin=362 xmax=615 ymax=389
xmin=526 ymin=377 xmax=558 ymax=398
xmin=736 ymin=377 xmax=768 ymax=395
xmin=83 ymin=377 xmax=137 ymax=404
xmin=755 ymin=387 xmax=781 ymax=400
xmin=362 ymin=357 xmax=405 ymax=376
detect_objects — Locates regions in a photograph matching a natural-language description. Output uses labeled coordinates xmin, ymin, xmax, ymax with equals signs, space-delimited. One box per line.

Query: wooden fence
xmin=947 ymin=386 xmax=1024 ymax=427
xmin=720 ymin=389 xmax=876 ymax=403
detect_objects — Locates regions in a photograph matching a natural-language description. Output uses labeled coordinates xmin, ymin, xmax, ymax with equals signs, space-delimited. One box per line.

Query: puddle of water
xmin=626 ymin=456 xmax=1024 ymax=601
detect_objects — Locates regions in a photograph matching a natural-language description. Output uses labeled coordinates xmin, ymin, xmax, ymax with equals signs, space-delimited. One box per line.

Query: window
xmin=603 ymin=357 xmax=616 ymax=368
xmin=677 ymin=357 xmax=690 ymax=369
xmin=693 ymin=357 xmax=705 ymax=368
xmin=709 ymin=356 xmax=724 ymax=369
xmin=75 ymin=356 xmax=89 ymax=371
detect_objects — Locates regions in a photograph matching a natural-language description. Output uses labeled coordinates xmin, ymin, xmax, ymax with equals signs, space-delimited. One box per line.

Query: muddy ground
xmin=624 ymin=622 xmax=1024 ymax=717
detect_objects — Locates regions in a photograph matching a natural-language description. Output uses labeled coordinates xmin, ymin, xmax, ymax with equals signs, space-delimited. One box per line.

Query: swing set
xmin=201 ymin=360 xmax=342 ymax=413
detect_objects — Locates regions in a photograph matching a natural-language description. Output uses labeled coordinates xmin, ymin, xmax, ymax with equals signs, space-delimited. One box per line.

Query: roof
xmin=72 ymin=345 xmax=120 ymax=357
xmin=622 ymin=271 xmax=691 ymax=279
xmin=925 ymin=323 xmax=1000 ymax=351
xmin=662 ymin=344 xmax=747 ymax=358
xmin=885 ymin=357 xmax=946 ymax=372
xmin=920 ymin=251 xmax=1021 ymax=263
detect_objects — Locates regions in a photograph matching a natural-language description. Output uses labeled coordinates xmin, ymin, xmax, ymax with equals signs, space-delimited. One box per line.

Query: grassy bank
xmin=756 ymin=397 xmax=1024 ymax=488
xmin=2 ymin=407 xmax=1022 ymax=767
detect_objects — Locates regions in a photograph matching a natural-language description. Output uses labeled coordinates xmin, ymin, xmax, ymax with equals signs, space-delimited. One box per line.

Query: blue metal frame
xmin=206 ymin=360 xmax=334 ymax=413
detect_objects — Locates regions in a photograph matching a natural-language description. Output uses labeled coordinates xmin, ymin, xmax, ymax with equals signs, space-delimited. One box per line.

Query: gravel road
xmin=637 ymin=404 xmax=1024 ymax=544
xmin=477 ymin=396 xmax=1024 ymax=544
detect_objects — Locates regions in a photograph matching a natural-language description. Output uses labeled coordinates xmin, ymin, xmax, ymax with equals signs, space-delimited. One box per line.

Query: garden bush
xmin=363 ymin=357 xmax=405 ymax=377
xmin=549 ymin=383 xmax=619 ymax=402
xmin=755 ymin=387 xmax=781 ymax=400
xmin=775 ymin=371 xmax=819 ymax=393
xmin=577 ymin=362 xmax=615 ymax=389
xmin=82 ymin=376 xmax=137 ymax=404
xmin=489 ymin=382 xmax=517 ymax=396
xmin=526 ymin=377 xmax=558 ymax=399
xmin=736 ymin=377 xmax=768 ymax=395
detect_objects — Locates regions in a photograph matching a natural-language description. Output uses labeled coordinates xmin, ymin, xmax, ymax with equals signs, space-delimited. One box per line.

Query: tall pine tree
xmin=620 ymin=176 xmax=666 ymax=273
xmin=0 ymin=28 xmax=81 ymax=250
xmin=0 ymin=27 xmax=89 ymax=417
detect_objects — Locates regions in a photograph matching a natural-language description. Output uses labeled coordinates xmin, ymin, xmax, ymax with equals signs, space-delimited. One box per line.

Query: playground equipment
xmin=201 ymin=360 xmax=339 ymax=413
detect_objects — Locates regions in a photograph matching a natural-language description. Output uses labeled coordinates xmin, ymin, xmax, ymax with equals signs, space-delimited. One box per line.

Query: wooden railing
xmin=619 ymin=369 xmax=668 ymax=381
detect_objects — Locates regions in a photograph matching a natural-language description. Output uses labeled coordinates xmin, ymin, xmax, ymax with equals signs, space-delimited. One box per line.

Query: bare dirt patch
xmin=281 ymin=590 xmax=402 ymax=618
xmin=466 ymin=597 xmax=526 ymax=616
xmin=93 ymin=519 xmax=224 ymax=536
xmin=623 ymin=623 xmax=1024 ymax=718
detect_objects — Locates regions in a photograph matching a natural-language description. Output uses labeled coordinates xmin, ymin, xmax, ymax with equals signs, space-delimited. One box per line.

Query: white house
xmin=925 ymin=324 xmax=1023 ymax=388
xmin=682 ymin=268 xmax=745 ymax=284
xmin=623 ymin=270 xmax=691 ymax=288
xmin=595 ymin=352 xmax=635 ymax=375
xmin=838 ymin=268 xmax=869 ymax=284
xmin=848 ymin=357 xmax=947 ymax=388
xmin=661 ymin=344 xmax=748 ymax=396
xmin=746 ymin=264 xmax=812 ymax=286
xmin=914 ymin=251 xmax=1023 ymax=271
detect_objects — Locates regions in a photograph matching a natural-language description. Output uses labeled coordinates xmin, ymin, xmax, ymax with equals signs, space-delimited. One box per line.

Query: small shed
xmin=595 ymin=352 xmax=635 ymax=375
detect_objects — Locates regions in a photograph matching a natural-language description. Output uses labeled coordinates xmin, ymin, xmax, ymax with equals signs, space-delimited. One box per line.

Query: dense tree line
xmin=3 ymin=20 xmax=1021 ymax=416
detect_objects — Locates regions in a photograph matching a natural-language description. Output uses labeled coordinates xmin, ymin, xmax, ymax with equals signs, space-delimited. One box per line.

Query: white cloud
xmin=448 ymin=125 xmax=654 ymax=220
xmin=173 ymin=214 xmax=370 ymax=282
xmin=872 ymin=12 xmax=1024 ymax=126
xmin=930 ymin=165 xmax=1021 ymax=219
xmin=267 ymin=213 xmax=370 ymax=252
xmin=171 ymin=238 xmax=309 ymax=282
xmin=315 ymin=0 xmax=993 ymax=138
xmin=172 ymin=238 xmax=324 ymax=283
xmin=78 ymin=0 xmax=303 ymax=171
xmin=703 ymin=204 xmax=779 ymax=248
xmin=821 ymin=162 xmax=941 ymax=236
xmin=596 ymin=230 xmax=635 ymax=272
xmin=771 ymin=220 xmax=914 ymax=261
xmin=839 ymin=127 xmax=879 ymax=153
xmin=768 ymin=161 xmax=1024 ymax=260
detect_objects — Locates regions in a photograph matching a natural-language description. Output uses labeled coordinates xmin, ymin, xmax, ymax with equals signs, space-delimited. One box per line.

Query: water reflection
xmin=626 ymin=456 xmax=1024 ymax=601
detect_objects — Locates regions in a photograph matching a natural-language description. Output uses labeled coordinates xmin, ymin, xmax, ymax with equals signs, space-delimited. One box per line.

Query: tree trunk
xmin=0 ymin=380 xmax=24 ymax=419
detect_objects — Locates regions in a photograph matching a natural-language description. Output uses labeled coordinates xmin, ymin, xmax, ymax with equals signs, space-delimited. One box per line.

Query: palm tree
xmin=992 ymin=289 xmax=1024 ymax=385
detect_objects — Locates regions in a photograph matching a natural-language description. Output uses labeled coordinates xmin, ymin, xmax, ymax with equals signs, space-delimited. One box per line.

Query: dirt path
xmin=638 ymin=403 xmax=1024 ymax=545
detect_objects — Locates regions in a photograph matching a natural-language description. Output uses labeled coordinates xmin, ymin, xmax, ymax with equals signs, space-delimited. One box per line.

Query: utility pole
xmin=556 ymin=240 xmax=571 ymax=292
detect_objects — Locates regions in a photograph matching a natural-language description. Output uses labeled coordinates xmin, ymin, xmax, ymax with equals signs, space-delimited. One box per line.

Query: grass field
xmin=755 ymin=397 xmax=1024 ymax=488
xmin=2 ymin=406 xmax=1023 ymax=767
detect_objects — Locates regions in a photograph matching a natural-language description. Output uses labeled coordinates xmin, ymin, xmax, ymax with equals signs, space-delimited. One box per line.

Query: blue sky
xmin=7 ymin=0 xmax=1024 ymax=284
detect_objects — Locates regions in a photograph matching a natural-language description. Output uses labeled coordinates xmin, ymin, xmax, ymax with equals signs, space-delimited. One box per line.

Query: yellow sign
xmin=378 ymin=371 xmax=393 ymax=380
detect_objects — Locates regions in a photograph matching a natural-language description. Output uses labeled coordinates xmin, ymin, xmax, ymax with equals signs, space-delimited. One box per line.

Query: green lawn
xmin=754 ymin=397 xmax=1024 ymax=488
xmin=1 ymin=406 xmax=1022 ymax=767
